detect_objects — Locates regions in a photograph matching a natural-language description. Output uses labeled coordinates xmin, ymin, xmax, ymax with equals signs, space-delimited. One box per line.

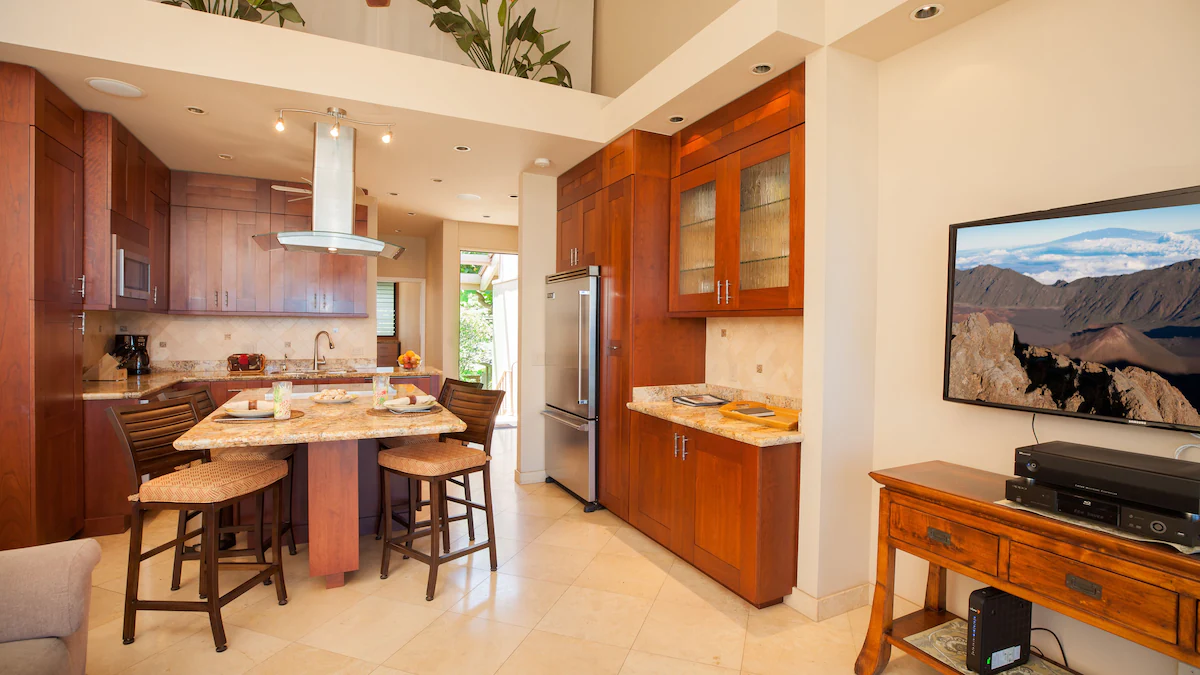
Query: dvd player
xmin=1007 ymin=441 xmax=1200 ymax=547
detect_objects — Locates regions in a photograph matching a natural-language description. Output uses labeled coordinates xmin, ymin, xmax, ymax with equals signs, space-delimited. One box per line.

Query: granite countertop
xmin=173 ymin=388 xmax=465 ymax=450
xmin=83 ymin=366 xmax=444 ymax=401
xmin=626 ymin=384 xmax=804 ymax=448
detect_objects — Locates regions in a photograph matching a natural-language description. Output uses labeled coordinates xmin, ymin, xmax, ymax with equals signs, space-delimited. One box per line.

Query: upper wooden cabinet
xmin=668 ymin=65 xmax=805 ymax=317
xmin=82 ymin=112 xmax=169 ymax=312
xmin=555 ymin=192 xmax=601 ymax=272
xmin=557 ymin=151 xmax=602 ymax=209
xmin=0 ymin=64 xmax=85 ymax=155
xmin=169 ymin=172 xmax=368 ymax=317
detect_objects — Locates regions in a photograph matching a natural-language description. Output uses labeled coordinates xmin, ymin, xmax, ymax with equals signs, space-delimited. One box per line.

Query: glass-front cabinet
xmin=669 ymin=127 xmax=803 ymax=315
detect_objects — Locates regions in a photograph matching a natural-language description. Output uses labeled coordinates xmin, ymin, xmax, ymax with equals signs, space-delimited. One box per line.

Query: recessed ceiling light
xmin=910 ymin=3 xmax=943 ymax=20
xmin=407 ymin=212 xmax=416 ymax=216
xmin=432 ymin=178 xmax=443 ymax=183
xmin=750 ymin=63 xmax=774 ymax=76
xmin=85 ymin=77 xmax=145 ymax=98
xmin=454 ymin=145 xmax=471 ymax=152
xmin=457 ymin=193 xmax=481 ymax=201
xmin=186 ymin=106 xmax=207 ymax=115
xmin=668 ymin=115 xmax=686 ymax=124
xmin=217 ymin=153 xmax=234 ymax=161
xmin=482 ymin=215 xmax=491 ymax=218
xmin=388 ymin=192 xmax=398 ymax=196
xmin=533 ymin=158 xmax=552 ymax=168
xmin=394 ymin=229 xmax=402 ymax=233
xmin=508 ymin=194 xmax=519 ymax=199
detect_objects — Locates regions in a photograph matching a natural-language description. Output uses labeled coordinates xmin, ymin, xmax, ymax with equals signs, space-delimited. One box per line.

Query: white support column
xmin=516 ymin=173 xmax=557 ymax=484
xmin=789 ymin=45 xmax=880 ymax=621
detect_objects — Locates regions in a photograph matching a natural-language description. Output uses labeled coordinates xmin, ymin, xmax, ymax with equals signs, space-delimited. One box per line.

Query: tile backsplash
xmin=705 ymin=316 xmax=803 ymax=402
xmin=84 ymin=311 xmax=378 ymax=367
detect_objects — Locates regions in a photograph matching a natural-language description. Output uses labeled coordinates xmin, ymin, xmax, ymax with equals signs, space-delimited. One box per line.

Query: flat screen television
xmin=944 ymin=185 xmax=1200 ymax=433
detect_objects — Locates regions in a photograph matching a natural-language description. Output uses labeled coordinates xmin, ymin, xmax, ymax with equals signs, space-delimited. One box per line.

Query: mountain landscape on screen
xmin=947 ymin=204 xmax=1200 ymax=427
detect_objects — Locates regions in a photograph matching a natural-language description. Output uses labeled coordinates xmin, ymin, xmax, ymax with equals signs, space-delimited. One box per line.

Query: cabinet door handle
xmin=926 ymin=527 xmax=952 ymax=547
xmin=215 ymin=290 xmax=219 ymax=305
xmin=716 ymin=280 xmax=722 ymax=304
xmin=681 ymin=436 xmax=689 ymax=460
xmin=1065 ymin=573 xmax=1102 ymax=600
xmin=673 ymin=433 xmax=679 ymax=458
xmin=153 ymin=286 xmax=157 ymax=306
xmin=224 ymin=290 xmax=229 ymax=307
xmin=725 ymin=279 xmax=731 ymax=304
xmin=313 ymin=293 xmax=317 ymax=311
xmin=76 ymin=275 xmax=86 ymax=299
xmin=323 ymin=293 xmax=327 ymax=310
xmin=75 ymin=313 xmax=86 ymax=336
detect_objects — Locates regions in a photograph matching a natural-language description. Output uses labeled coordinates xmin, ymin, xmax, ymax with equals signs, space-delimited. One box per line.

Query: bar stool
xmin=378 ymin=387 xmax=505 ymax=601
xmin=377 ymin=378 xmax=484 ymax=545
xmin=159 ymin=387 xmax=298 ymax=590
xmin=107 ymin=398 xmax=288 ymax=652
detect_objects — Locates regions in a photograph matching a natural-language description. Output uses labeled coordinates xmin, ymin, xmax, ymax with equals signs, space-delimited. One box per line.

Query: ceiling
xmin=0 ymin=45 xmax=601 ymax=236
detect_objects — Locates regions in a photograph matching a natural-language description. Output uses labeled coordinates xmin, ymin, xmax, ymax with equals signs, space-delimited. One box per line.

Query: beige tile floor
xmin=85 ymin=429 xmax=938 ymax=675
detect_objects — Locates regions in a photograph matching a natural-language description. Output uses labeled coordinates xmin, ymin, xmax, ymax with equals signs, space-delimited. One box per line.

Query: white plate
xmin=222 ymin=404 xmax=275 ymax=419
xmin=384 ymin=402 xmax=437 ymax=413
xmin=312 ymin=395 xmax=357 ymax=405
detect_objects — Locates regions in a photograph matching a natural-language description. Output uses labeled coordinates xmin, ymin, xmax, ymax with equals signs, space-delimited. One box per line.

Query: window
xmin=376 ymin=282 xmax=396 ymax=337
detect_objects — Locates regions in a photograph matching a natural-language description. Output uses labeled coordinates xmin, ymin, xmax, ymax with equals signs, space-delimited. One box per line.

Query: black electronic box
xmin=967 ymin=587 xmax=1031 ymax=674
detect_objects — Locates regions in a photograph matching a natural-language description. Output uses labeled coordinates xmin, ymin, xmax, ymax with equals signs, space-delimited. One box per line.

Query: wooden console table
xmin=856 ymin=461 xmax=1200 ymax=674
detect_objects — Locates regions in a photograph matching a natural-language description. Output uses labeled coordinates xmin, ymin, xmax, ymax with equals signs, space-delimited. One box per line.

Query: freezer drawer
xmin=543 ymin=409 xmax=596 ymax=503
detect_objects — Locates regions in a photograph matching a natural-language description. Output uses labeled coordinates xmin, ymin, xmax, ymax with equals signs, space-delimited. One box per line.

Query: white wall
xmin=289 ymin=0 xmax=595 ymax=92
xmin=516 ymin=173 xmax=557 ymax=482
xmin=873 ymin=0 xmax=1200 ymax=672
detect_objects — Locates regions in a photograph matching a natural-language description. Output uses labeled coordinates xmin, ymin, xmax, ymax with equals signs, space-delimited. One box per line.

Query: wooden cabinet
xmin=669 ymin=127 xmax=804 ymax=315
xmin=0 ymin=63 xmax=86 ymax=549
xmin=629 ymin=412 xmax=800 ymax=607
xmin=555 ymin=193 xmax=601 ymax=272
xmin=83 ymin=112 xmax=169 ymax=311
xmin=557 ymin=151 xmax=602 ymax=209
xmin=170 ymin=172 xmax=368 ymax=317
xmin=668 ymin=64 xmax=805 ymax=317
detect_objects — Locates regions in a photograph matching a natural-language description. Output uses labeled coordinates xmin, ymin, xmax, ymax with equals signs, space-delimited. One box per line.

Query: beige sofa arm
xmin=0 ymin=540 xmax=102 ymax=644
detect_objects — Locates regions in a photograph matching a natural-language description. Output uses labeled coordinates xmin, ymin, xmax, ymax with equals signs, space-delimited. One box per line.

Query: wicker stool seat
xmin=135 ymin=460 xmax=288 ymax=504
xmin=378 ymin=442 xmax=486 ymax=476
xmin=210 ymin=445 xmax=295 ymax=462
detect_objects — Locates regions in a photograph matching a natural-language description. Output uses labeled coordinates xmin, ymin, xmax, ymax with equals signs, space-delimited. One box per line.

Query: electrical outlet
xmin=158 ymin=341 xmax=166 ymax=348
xmin=1178 ymin=662 xmax=1200 ymax=675
xmin=284 ymin=342 xmax=291 ymax=348
xmin=756 ymin=364 xmax=763 ymax=373
xmin=119 ymin=325 xmax=128 ymax=332
xmin=721 ymin=329 xmax=727 ymax=337
xmin=224 ymin=334 xmax=231 ymax=340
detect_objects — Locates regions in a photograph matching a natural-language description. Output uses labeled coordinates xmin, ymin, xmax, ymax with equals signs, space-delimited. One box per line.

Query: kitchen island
xmin=173 ymin=388 xmax=466 ymax=588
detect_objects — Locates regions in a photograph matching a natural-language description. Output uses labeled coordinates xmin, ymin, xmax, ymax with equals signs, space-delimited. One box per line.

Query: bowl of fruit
xmin=399 ymin=350 xmax=422 ymax=371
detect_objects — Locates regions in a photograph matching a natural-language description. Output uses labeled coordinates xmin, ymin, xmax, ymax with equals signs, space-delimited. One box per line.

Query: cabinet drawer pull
xmin=681 ymin=436 xmax=689 ymax=460
xmin=716 ymin=280 xmax=722 ymax=304
xmin=673 ymin=433 xmax=679 ymax=458
xmin=1065 ymin=573 xmax=1102 ymax=600
xmin=926 ymin=527 xmax=952 ymax=546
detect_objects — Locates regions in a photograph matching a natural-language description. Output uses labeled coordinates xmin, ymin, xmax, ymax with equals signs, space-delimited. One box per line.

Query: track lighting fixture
xmin=271 ymin=107 xmax=394 ymax=145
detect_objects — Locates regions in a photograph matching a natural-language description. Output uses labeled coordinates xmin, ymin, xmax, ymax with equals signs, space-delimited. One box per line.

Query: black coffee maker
xmin=113 ymin=334 xmax=151 ymax=375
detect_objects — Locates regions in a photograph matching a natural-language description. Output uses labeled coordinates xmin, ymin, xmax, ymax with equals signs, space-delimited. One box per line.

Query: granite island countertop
xmin=627 ymin=384 xmax=803 ymax=448
xmin=83 ymin=366 xmax=444 ymax=401
xmin=173 ymin=388 xmax=465 ymax=450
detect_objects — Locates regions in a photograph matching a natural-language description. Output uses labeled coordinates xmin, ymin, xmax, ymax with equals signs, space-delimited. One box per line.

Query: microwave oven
xmin=113 ymin=234 xmax=151 ymax=307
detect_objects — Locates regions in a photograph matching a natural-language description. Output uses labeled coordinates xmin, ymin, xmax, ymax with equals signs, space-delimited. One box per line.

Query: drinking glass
xmin=372 ymin=374 xmax=390 ymax=410
xmin=273 ymin=381 xmax=293 ymax=420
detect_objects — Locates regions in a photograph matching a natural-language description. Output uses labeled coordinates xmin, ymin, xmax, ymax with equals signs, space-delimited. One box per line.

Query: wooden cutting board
xmin=718 ymin=401 xmax=800 ymax=431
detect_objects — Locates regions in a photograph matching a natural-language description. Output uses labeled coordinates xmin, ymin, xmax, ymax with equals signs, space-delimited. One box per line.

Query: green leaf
xmin=466 ymin=5 xmax=489 ymax=40
xmin=496 ymin=0 xmax=506 ymax=26
xmin=537 ymin=40 xmax=568 ymax=65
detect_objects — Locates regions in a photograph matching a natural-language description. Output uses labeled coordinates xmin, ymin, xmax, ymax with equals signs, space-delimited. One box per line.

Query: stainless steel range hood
xmin=255 ymin=122 xmax=405 ymax=259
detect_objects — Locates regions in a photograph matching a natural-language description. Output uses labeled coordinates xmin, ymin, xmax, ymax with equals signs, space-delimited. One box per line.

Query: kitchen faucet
xmin=313 ymin=331 xmax=334 ymax=371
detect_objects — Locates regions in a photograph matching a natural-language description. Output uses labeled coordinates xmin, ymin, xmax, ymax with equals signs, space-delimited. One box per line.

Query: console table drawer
xmin=890 ymin=504 xmax=999 ymax=576
xmin=1008 ymin=542 xmax=1177 ymax=644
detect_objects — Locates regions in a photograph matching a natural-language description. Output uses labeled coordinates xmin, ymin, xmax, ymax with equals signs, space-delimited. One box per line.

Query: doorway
xmin=459 ymin=251 xmax=518 ymax=426
xmin=376 ymin=277 xmax=425 ymax=368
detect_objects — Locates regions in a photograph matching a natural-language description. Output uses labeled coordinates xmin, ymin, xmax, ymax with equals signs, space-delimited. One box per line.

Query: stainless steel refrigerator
xmin=543 ymin=266 xmax=600 ymax=510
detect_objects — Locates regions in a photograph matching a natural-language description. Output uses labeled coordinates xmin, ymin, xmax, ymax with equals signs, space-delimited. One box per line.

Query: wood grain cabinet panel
xmin=148 ymin=195 xmax=170 ymax=311
xmin=556 ymin=203 xmax=582 ymax=272
xmin=1008 ymin=542 xmax=1177 ymax=644
xmin=890 ymin=503 xmax=999 ymax=577
xmin=32 ymin=301 xmax=84 ymax=544
xmin=628 ymin=412 xmax=799 ymax=607
xmin=32 ymin=129 xmax=84 ymax=305
xmin=557 ymin=151 xmax=601 ymax=208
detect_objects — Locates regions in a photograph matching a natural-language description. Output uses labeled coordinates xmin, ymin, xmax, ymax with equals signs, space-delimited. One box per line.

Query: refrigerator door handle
xmin=578 ymin=289 xmax=590 ymax=405
xmin=541 ymin=409 xmax=590 ymax=432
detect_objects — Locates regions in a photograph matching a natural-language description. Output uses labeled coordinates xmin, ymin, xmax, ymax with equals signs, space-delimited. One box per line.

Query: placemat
xmin=213 ymin=410 xmax=305 ymax=424
xmin=367 ymin=405 xmax=443 ymax=418
xmin=905 ymin=618 xmax=1073 ymax=674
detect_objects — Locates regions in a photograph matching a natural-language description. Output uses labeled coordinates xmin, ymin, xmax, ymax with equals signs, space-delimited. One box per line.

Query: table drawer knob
xmin=1066 ymin=573 xmax=1102 ymax=600
xmin=926 ymin=527 xmax=952 ymax=546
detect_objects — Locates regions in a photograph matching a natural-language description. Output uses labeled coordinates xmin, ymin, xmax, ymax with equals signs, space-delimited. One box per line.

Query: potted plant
xmin=414 ymin=0 xmax=573 ymax=88
xmin=159 ymin=0 xmax=305 ymax=26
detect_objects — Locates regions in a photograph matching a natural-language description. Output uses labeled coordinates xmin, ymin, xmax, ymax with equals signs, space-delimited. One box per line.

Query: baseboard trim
xmin=784 ymin=583 xmax=870 ymax=622
xmin=514 ymin=469 xmax=547 ymax=485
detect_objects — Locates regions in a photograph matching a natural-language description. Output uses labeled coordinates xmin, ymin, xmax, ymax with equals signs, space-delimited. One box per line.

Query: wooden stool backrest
xmin=158 ymin=386 xmax=218 ymax=420
xmin=107 ymin=399 xmax=205 ymax=490
xmin=437 ymin=378 xmax=483 ymax=404
xmin=441 ymin=387 xmax=505 ymax=453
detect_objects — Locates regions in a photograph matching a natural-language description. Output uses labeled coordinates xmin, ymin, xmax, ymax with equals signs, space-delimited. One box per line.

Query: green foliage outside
xmin=460 ymin=253 xmax=494 ymax=383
